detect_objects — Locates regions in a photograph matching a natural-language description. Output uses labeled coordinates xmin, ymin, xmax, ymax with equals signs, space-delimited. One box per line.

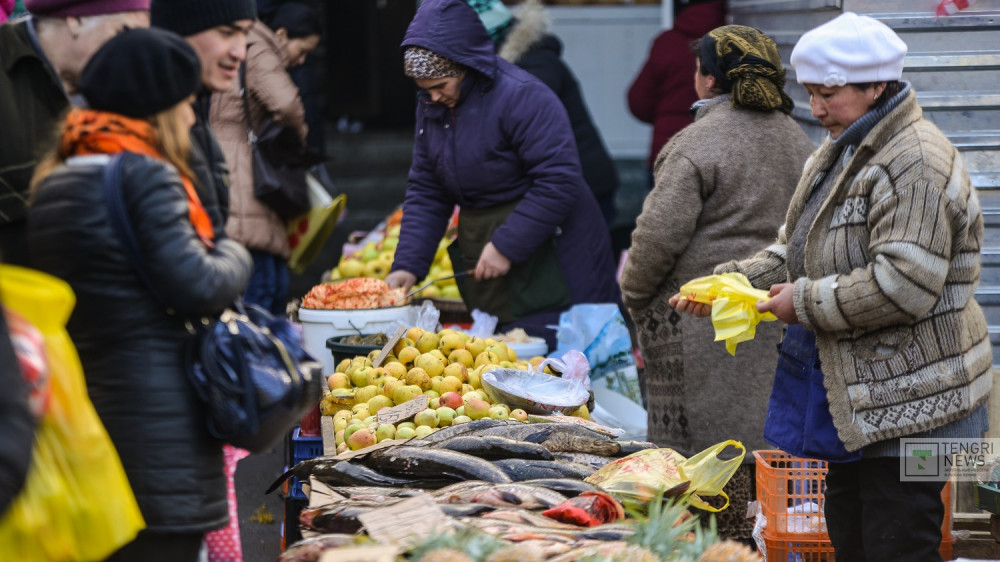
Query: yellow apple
xmin=448 ymin=348 xmax=474 ymax=369
xmin=414 ymin=353 xmax=445 ymax=377
xmin=405 ymin=327 xmax=425 ymax=343
xmin=442 ymin=362 xmax=468 ymax=384
xmin=363 ymin=259 xmax=390 ymax=279
xmin=396 ymin=346 xmax=420 ymax=367
xmin=415 ymin=332 xmax=441 ymax=354
xmin=383 ymin=361 xmax=407 ymax=379
xmin=338 ymin=257 xmax=364 ymax=278
xmin=404 ymin=367 xmax=433 ymax=390
xmin=465 ymin=337 xmax=487 ymax=358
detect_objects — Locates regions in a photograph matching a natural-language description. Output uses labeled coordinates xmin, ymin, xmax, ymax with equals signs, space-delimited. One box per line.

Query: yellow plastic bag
xmin=0 ymin=265 xmax=144 ymax=561
xmin=287 ymin=172 xmax=347 ymax=274
xmin=585 ymin=440 xmax=745 ymax=514
xmin=679 ymin=272 xmax=777 ymax=355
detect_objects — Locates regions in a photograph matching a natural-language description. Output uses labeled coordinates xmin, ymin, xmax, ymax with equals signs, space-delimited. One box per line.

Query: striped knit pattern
xmin=717 ymin=90 xmax=992 ymax=451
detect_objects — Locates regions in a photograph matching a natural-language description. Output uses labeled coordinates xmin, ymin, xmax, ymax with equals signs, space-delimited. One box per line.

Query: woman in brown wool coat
xmin=620 ymin=25 xmax=815 ymax=540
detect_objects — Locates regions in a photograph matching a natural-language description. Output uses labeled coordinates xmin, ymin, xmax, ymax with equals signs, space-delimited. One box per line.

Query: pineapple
xmin=697 ymin=540 xmax=763 ymax=562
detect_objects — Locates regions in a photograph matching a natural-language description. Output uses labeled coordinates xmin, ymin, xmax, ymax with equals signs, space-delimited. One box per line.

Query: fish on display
xmin=482 ymin=508 xmax=586 ymax=530
xmin=540 ymin=433 xmax=620 ymax=456
xmin=299 ymin=503 xmax=373 ymax=534
xmin=493 ymin=458 xmax=596 ymax=481
xmin=615 ymin=440 xmax=661 ymax=456
xmin=278 ymin=534 xmax=359 ymax=562
xmin=364 ymin=445 xmax=513 ymax=483
xmin=430 ymin=435 xmax=554 ymax=460
xmin=417 ymin=418 xmax=528 ymax=443
xmin=438 ymin=482 xmax=568 ymax=510
xmin=551 ymin=452 xmax=615 ymax=470
xmin=328 ymin=486 xmax=425 ymax=499
xmin=518 ymin=478 xmax=604 ymax=498
xmin=312 ymin=459 xmax=437 ymax=488
xmin=439 ymin=503 xmax=497 ymax=518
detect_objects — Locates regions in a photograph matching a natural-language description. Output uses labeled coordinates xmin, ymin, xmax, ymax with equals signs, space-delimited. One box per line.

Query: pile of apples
xmin=329 ymin=224 xmax=460 ymax=300
xmin=321 ymin=327 xmax=580 ymax=454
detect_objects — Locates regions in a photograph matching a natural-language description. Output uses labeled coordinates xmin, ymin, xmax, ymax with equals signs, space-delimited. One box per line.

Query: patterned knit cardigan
xmin=717 ymin=90 xmax=992 ymax=452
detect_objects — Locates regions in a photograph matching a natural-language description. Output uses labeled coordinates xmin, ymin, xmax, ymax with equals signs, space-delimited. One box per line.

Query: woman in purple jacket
xmin=385 ymin=0 xmax=619 ymax=349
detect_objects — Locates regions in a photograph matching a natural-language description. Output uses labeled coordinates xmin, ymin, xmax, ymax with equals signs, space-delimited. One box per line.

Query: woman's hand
xmin=667 ymin=294 xmax=711 ymax=317
xmin=757 ymin=283 xmax=799 ymax=324
xmin=475 ymin=242 xmax=511 ymax=281
xmin=385 ymin=270 xmax=417 ymax=291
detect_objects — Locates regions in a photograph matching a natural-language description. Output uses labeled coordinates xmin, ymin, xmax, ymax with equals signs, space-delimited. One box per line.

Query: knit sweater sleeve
xmin=619 ymin=147 xmax=703 ymax=310
xmin=713 ymin=225 xmax=790 ymax=290
xmin=792 ymin=162 xmax=961 ymax=333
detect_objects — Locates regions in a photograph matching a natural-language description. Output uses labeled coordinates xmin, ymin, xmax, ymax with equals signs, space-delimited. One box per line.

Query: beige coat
xmin=620 ymin=95 xmax=815 ymax=454
xmin=210 ymin=23 xmax=306 ymax=259
xmin=717 ymin=91 xmax=992 ymax=451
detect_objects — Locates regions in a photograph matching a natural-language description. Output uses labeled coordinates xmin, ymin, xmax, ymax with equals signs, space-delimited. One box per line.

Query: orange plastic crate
xmin=754 ymin=450 xmax=953 ymax=559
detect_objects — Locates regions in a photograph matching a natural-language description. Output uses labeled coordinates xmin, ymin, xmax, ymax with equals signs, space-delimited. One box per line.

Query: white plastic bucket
xmin=298 ymin=305 xmax=413 ymax=374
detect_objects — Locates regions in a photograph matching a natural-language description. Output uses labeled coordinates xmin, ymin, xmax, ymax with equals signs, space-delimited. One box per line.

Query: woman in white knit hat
xmin=670 ymin=12 xmax=990 ymax=560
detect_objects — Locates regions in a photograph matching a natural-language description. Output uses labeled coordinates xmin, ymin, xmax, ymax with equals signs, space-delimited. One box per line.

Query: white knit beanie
xmin=790 ymin=12 xmax=907 ymax=87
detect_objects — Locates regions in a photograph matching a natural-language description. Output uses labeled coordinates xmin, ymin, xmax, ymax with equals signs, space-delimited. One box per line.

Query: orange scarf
xmin=60 ymin=109 xmax=215 ymax=246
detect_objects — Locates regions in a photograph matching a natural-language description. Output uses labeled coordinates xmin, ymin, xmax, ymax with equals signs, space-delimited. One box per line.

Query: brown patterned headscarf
xmin=698 ymin=25 xmax=794 ymax=114
xmin=404 ymin=47 xmax=464 ymax=79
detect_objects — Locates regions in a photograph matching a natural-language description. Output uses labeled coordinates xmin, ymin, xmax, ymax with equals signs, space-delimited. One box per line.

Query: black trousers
xmin=104 ymin=531 xmax=204 ymax=562
xmin=825 ymin=457 xmax=945 ymax=562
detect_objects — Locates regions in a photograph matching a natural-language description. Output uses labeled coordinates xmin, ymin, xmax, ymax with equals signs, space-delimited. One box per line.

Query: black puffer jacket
xmin=496 ymin=4 xmax=618 ymax=200
xmin=190 ymin=90 xmax=231 ymax=238
xmin=27 ymin=152 xmax=252 ymax=533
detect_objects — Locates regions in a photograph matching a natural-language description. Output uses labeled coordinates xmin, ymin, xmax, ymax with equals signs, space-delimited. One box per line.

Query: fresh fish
xmin=278 ymin=534 xmax=359 ymax=562
xmin=430 ymin=480 xmax=495 ymax=497
xmin=519 ymin=478 xmax=604 ymax=497
xmin=299 ymin=503 xmax=373 ymax=534
xmin=551 ymin=452 xmax=615 ymax=470
xmin=440 ymin=483 xmax=568 ymax=510
xmin=364 ymin=446 xmax=513 ymax=483
xmin=615 ymin=440 xmax=660 ymax=456
xmin=482 ymin=508 xmax=584 ymax=530
xmin=312 ymin=460 xmax=433 ymax=488
xmin=440 ymin=503 xmax=497 ymax=517
xmin=418 ymin=418 xmax=530 ymax=443
xmin=430 ymin=422 xmax=618 ymax=450
xmin=431 ymin=435 xmax=554 ymax=461
xmin=493 ymin=459 xmax=596 ymax=481
xmin=540 ymin=433 xmax=621 ymax=456
xmin=267 ymin=459 xmax=338 ymax=494
xmin=329 ymin=486 xmax=424 ymax=499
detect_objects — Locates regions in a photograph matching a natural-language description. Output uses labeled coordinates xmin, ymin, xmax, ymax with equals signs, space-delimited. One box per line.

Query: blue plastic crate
xmin=291 ymin=427 xmax=323 ymax=465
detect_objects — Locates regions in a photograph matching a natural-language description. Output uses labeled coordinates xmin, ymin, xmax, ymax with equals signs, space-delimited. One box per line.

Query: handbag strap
xmin=239 ymin=62 xmax=257 ymax=145
xmin=102 ymin=153 xmax=173 ymax=309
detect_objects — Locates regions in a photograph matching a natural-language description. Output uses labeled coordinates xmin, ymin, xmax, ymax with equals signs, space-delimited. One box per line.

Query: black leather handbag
xmin=101 ymin=154 xmax=322 ymax=453
xmin=240 ymin=64 xmax=311 ymax=220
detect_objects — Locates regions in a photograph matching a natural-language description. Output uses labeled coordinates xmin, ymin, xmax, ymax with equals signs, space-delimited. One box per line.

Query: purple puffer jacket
xmin=392 ymin=0 xmax=619 ymax=310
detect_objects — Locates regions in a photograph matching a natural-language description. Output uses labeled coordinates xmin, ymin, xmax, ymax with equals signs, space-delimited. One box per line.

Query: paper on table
xmin=357 ymin=493 xmax=450 ymax=548
xmin=308 ymin=476 xmax=347 ymax=509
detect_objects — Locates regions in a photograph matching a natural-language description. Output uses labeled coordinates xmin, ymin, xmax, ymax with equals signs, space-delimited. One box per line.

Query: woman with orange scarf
xmin=26 ymin=28 xmax=251 ymax=562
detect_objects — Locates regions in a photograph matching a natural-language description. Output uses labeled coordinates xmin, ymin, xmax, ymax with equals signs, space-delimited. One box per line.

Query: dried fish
xmin=365 ymin=446 xmax=513 ymax=483
xmin=431 ymin=435 xmax=554 ymax=461
xmin=493 ymin=459 xmax=596 ymax=481
xmin=551 ymin=452 xmax=615 ymax=470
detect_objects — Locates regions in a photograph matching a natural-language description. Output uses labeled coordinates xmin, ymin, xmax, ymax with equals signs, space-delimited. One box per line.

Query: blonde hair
xmin=30 ymin=101 xmax=195 ymax=197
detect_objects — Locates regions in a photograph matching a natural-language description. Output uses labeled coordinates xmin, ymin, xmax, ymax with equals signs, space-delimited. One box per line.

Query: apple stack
xmin=330 ymin=225 xmax=461 ymax=301
xmin=320 ymin=326 xmax=588 ymax=454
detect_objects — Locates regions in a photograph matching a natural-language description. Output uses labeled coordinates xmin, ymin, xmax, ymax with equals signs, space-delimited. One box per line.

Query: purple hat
xmin=25 ymin=0 xmax=150 ymax=17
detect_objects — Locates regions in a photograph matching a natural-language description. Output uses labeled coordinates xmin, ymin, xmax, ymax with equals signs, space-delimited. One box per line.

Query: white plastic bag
xmin=554 ymin=304 xmax=641 ymax=405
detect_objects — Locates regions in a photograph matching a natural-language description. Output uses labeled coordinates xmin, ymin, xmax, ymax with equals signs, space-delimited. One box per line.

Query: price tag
xmin=377 ymin=394 xmax=428 ymax=425
xmin=372 ymin=325 xmax=407 ymax=368
xmin=358 ymin=493 xmax=450 ymax=548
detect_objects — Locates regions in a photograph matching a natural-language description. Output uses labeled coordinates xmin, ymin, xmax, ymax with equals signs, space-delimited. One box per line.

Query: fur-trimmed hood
xmin=498 ymin=0 xmax=552 ymax=64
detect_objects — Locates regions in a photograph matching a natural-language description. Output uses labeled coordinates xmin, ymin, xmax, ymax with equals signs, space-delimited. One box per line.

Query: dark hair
xmin=692 ymin=37 xmax=730 ymax=94
xmin=261 ymin=2 xmax=321 ymax=39
xmin=850 ymin=80 xmax=903 ymax=109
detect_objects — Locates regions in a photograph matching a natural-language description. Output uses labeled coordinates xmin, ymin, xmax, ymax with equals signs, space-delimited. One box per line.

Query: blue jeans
xmin=244 ymin=250 xmax=289 ymax=315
